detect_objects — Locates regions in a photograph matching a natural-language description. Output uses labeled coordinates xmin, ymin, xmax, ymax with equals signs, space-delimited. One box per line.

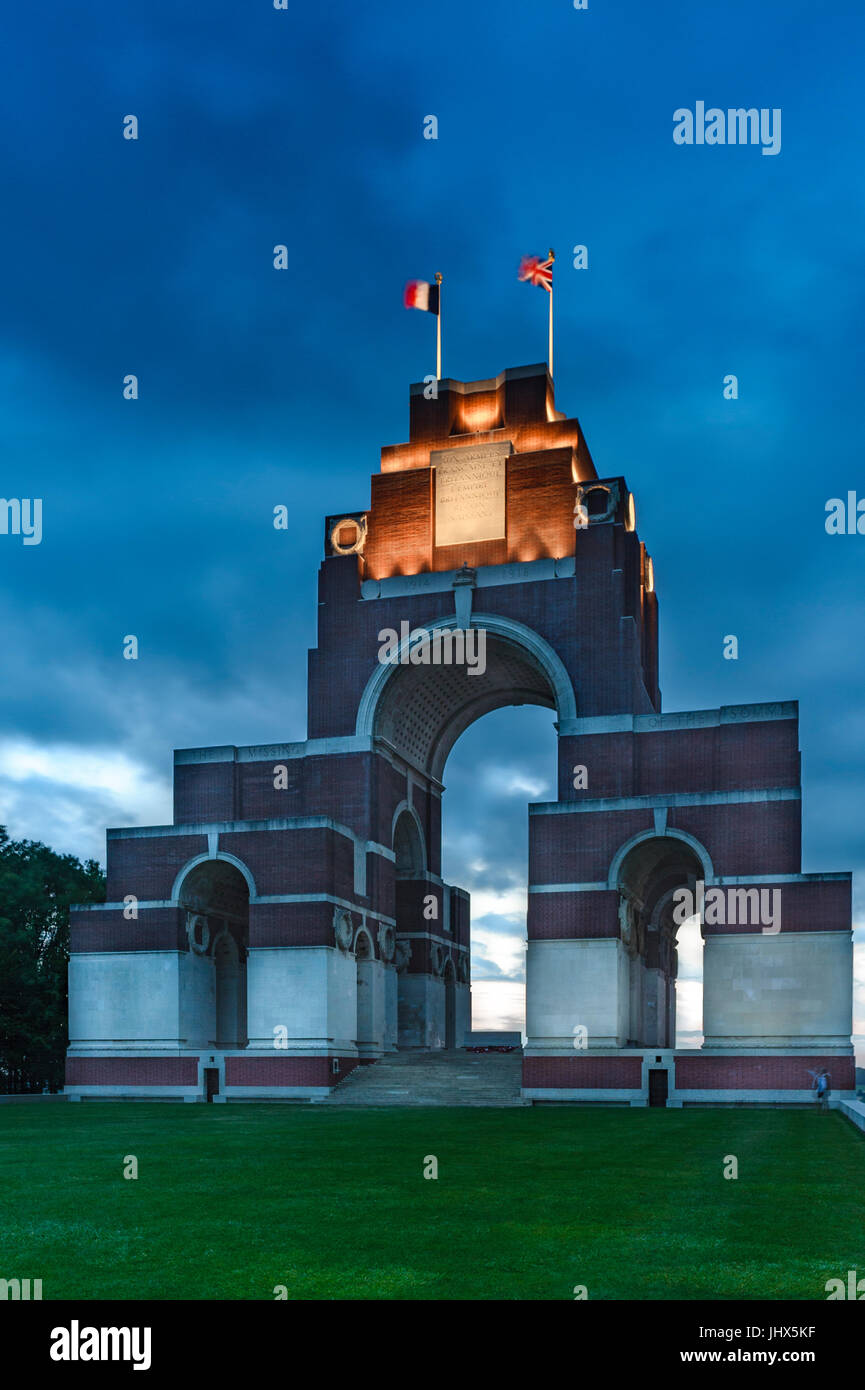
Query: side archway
xmin=611 ymin=833 xmax=707 ymax=1048
xmin=392 ymin=803 xmax=427 ymax=877
xmin=170 ymin=851 xmax=258 ymax=904
xmin=175 ymin=858 xmax=250 ymax=1050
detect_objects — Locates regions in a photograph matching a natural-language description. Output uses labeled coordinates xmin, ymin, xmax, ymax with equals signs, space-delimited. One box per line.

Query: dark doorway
xmin=204 ymin=1068 xmax=220 ymax=1103
xmin=648 ymin=1068 xmax=668 ymax=1107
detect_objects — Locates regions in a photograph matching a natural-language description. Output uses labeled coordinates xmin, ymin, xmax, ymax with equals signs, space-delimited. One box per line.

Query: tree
xmin=0 ymin=828 xmax=105 ymax=1093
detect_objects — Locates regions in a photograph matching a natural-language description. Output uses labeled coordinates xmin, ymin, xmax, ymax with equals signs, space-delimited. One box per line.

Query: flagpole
xmin=548 ymin=248 xmax=555 ymax=379
xmin=435 ymin=271 xmax=443 ymax=379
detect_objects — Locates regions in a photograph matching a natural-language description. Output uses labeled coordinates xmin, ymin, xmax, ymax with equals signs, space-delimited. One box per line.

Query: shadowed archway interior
xmin=373 ymin=629 xmax=560 ymax=780
xmin=615 ymin=836 xmax=705 ymax=1049
xmin=177 ymin=860 xmax=249 ymax=1050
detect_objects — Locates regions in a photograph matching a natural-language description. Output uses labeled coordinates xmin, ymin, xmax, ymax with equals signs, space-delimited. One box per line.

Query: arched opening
xmin=366 ymin=618 xmax=574 ymax=780
xmin=394 ymin=808 xmax=425 ymax=879
xmin=177 ymin=859 xmax=249 ymax=1050
xmin=613 ymin=836 xmax=705 ymax=1048
xmin=372 ymin=617 xmax=574 ymax=1053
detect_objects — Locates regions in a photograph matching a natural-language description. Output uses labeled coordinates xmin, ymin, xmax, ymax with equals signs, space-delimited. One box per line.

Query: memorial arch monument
xmin=66 ymin=363 xmax=855 ymax=1104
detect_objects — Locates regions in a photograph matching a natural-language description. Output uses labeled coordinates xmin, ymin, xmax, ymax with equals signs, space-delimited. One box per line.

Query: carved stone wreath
xmin=378 ymin=924 xmax=396 ymax=962
xmin=329 ymin=514 xmax=367 ymax=556
xmin=333 ymin=909 xmax=354 ymax=951
xmin=574 ymin=480 xmax=620 ymax=526
xmin=618 ymin=897 xmax=642 ymax=959
xmin=393 ymin=940 xmax=411 ymax=974
xmin=457 ymin=953 xmax=469 ymax=983
xmin=186 ymin=913 xmax=210 ymax=955
xmin=430 ymin=943 xmax=445 ymax=976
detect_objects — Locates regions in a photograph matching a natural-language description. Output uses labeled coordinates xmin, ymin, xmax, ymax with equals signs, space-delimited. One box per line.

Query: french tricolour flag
xmin=404 ymin=279 xmax=440 ymax=314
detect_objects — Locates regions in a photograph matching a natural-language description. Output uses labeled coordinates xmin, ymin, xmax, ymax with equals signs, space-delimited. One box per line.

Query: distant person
xmin=813 ymin=1069 xmax=831 ymax=1112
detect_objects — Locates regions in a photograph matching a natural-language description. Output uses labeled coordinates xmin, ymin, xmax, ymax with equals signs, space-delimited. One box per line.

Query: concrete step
xmin=321 ymin=1049 xmax=528 ymax=1107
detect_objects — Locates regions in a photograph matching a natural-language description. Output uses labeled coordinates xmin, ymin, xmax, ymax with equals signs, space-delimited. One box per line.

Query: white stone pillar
xmin=356 ymin=957 xmax=386 ymax=1056
xmin=246 ymin=946 xmax=358 ymax=1054
xmin=383 ymin=964 xmax=398 ymax=1051
xmin=641 ymin=966 xmax=664 ymax=1046
xmin=525 ymin=939 xmax=629 ymax=1051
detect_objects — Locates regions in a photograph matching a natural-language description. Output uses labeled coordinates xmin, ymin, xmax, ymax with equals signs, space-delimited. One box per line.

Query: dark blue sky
xmin=1 ymin=0 xmax=863 ymax=1036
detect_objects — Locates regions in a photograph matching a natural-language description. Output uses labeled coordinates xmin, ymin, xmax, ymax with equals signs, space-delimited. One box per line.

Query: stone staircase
xmin=321 ymin=1048 xmax=528 ymax=1106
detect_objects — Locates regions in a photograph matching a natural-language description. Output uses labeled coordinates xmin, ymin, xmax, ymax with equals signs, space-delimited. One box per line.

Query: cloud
xmin=480 ymin=766 xmax=551 ymax=800
xmin=470 ymin=982 xmax=525 ymax=1038
xmin=0 ymin=738 xmax=171 ymax=864
xmin=471 ymin=920 xmax=525 ymax=983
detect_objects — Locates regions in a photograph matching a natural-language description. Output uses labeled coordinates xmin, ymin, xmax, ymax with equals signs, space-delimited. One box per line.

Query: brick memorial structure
xmin=67 ymin=363 xmax=855 ymax=1104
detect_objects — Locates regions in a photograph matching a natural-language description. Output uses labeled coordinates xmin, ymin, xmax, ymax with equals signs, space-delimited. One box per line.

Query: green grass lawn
xmin=1 ymin=1103 xmax=863 ymax=1300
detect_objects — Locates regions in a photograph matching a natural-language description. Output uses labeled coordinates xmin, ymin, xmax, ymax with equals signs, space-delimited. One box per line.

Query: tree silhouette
xmin=0 ymin=828 xmax=104 ymax=1093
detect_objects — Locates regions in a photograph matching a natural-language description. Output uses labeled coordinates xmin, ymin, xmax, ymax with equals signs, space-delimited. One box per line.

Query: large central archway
xmin=369 ymin=613 xmax=571 ymax=1051
xmin=358 ymin=613 xmax=577 ymax=779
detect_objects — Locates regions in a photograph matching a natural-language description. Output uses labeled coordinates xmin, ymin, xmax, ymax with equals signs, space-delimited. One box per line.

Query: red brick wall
xmin=70 ymin=907 xmax=185 ymax=953
xmin=105 ymin=834 xmax=206 ymax=901
xmin=234 ymin=750 xmax=376 ymax=845
xmin=449 ymin=888 xmax=470 ymax=948
xmin=65 ymin=1056 xmax=198 ymax=1086
xmin=671 ymin=801 xmax=801 ymax=876
xmin=249 ymin=899 xmax=345 ymax=949
xmin=675 ymin=1055 xmax=855 ymax=1090
xmin=523 ymin=1056 xmax=643 ymax=1088
xmin=529 ymin=800 xmax=802 ymax=888
xmin=219 ymin=827 xmax=355 ymax=899
xmin=635 ymin=722 xmax=799 ymax=796
xmin=173 ymin=761 xmax=237 ymax=823
xmin=700 ymin=878 xmax=850 ymax=935
xmin=298 ymin=755 xmax=372 ymax=837
xmin=558 ymin=720 xmax=799 ymax=804
xmin=504 ymin=450 xmax=577 ymax=564
xmin=527 ymin=889 xmax=619 ymax=940
xmin=558 ymin=733 xmax=635 ymax=800
xmin=224 ymin=1056 xmax=360 ymax=1087
xmin=364 ymin=469 xmax=432 ymax=578
xmin=396 ymin=879 xmax=438 ymax=934
xmin=529 ymin=810 xmax=650 ymax=884
xmin=239 ymin=759 xmax=304 ymax=820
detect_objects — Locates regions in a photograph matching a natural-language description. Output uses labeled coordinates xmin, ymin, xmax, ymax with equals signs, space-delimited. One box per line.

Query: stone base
xmin=64 ymin=1048 xmax=364 ymax=1102
xmin=521 ymin=1047 xmax=856 ymax=1106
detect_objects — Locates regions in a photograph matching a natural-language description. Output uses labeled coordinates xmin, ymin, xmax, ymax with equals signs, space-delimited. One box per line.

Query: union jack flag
xmin=518 ymin=253 xmax=554 ymax=291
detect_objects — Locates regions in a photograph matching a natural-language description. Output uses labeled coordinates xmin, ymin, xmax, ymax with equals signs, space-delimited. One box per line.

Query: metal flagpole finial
xmin=548 ymin=248 xmax=555 ymax=263
xmin=435 ymin=271 xmax=443 ymax=283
